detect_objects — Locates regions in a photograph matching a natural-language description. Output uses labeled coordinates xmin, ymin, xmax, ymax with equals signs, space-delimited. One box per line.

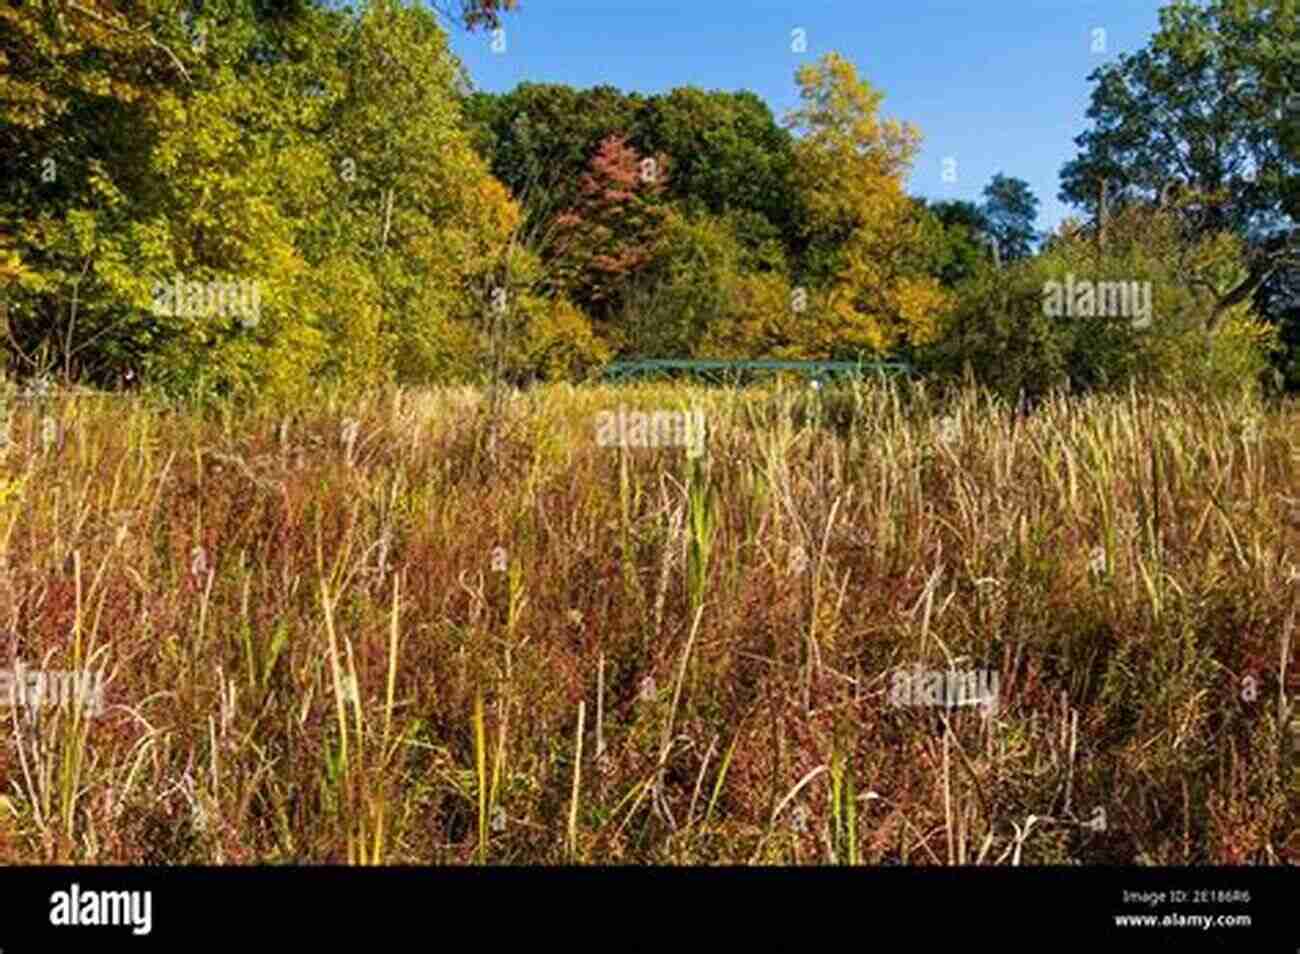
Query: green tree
xmin=917 ymin=198 xmax=996 ymax=287
xmin=464 ymin=83 xmax=800 ymax=269
xmin=0 ymin=0 xmax=532 ymax=399
xmin=462 ymin=83 xmax=643 ymax=230
xmin=1058 ymin=0 xmax=1299 ymax=330
xmin=635 ymin=87 xmax=797 ymax=268
xmin=0 ymin=0 xmax=332 ymax=392
xmin=981 ymin=173 xmax=1040 ymax=263
xmin=926 ymin=203 xmax=1276 ymax=401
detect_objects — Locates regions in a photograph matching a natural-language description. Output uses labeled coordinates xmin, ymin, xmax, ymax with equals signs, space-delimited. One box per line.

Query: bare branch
xmin=65 ymin=1 xmax=193 ymax=85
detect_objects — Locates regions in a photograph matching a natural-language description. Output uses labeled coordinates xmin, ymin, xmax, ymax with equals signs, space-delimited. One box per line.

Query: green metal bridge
xmin=599 ymin=359 xmax=914 ymax=385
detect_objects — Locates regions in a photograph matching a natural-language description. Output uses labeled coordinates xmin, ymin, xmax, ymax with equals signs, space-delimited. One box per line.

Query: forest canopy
xmin=1 ymin=0 xmax=1295 ymax=401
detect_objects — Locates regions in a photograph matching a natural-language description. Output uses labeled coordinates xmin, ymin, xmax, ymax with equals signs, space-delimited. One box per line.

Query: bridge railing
xmin=598 ymin=359 xmax=914 ymax=385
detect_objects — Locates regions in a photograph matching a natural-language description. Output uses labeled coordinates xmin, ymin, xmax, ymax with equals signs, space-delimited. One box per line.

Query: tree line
xmin=1 ymin=0 xmax=1296 ymax=403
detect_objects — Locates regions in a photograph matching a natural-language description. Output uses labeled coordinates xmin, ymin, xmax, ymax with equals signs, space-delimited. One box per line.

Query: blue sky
xmin=444 ymin=0 xmax=1168 ymax=234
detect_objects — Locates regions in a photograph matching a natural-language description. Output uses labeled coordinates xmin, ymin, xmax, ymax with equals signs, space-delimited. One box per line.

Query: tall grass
xmin=0 ymin=378 xmax=1293 ymax=864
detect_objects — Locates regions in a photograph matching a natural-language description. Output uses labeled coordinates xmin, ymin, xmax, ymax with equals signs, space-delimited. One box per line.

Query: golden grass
xmin=0 ymin=377 xmax=1294 ymax=864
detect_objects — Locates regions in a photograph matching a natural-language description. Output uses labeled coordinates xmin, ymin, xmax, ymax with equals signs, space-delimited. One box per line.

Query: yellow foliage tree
xmin=786 ymin=53 xmax=953 ymax=355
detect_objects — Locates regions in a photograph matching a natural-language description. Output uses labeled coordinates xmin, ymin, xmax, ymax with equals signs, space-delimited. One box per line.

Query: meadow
xmin=0 ymin=378 xmax=1294 ymax=864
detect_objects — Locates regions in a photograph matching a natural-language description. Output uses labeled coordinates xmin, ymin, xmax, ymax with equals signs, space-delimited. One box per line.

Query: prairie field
xmin=0 ymin=379 xmax=1295 ymax=865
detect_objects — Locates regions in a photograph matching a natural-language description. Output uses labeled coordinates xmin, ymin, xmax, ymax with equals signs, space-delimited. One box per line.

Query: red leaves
xmin=547 ymin=134 xmax=672 ymax=316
